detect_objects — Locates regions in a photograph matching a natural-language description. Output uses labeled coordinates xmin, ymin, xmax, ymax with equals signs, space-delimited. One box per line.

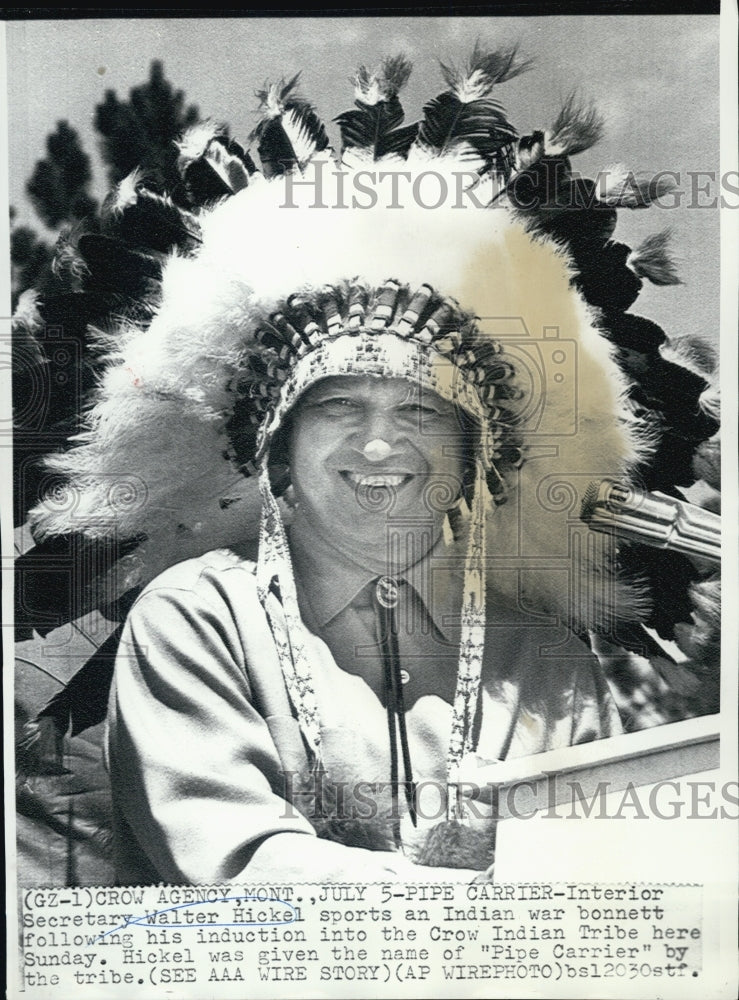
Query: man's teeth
xmin=346 ymin=473 xmax=408 ymax=487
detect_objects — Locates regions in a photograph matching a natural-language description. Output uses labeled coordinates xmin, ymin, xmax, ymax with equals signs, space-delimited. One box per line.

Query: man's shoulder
xmin=138 ymin=544 xmax=258 ymax=602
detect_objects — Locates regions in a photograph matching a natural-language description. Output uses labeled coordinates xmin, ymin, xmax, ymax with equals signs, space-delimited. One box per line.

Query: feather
xmin=255 ymin=72 xmax=303 ymax=117
xmin=545 ymin=92 xmax=604 ymax=156
xmin=38 ymin=625 xmax=123 ymax=737
xmin=252 ymin=75 xmax=330 ymax=176
xmin=339 ymin=118 xmax=418 ymax=162
xmin=698 ymin=383 xmax=720 ymax=423
xmin=515 ymin=130 xmax=545 ymax=170
xmin=12 ymin=290 xmax=47 ymax=367
xmin=413 ymin=46 xmax=523 ymax=173
xmin=176 ymin=120 xmax=226 ymax=168
xmin=415 ymin=92 xmax=517 ymax=171
xmin=336 ymin=55 xmax=418 ymax=159
xmin=110 ymin=166 xmax=145 ymax=215
xmin=573 ymin=240 xmax=643 ymax=313
xmin=692 ymin=434 xmax=720 ymax=489
xmin=351 ymin=54 xmax=412 ymax=105
xmin=683 ymin=578 xmax=721 ymax=657
xmin=177 ymin=121 xmax=255 ymax=201
xmin=76 ymin=234 xmax=164 ymax=300
xmin=102 ymin=171 xmax=201 ymax=253
xmin=280 ymin=105 xmax=330 ymax=167
xmin=82 ymin=322 xmax=123 ymax=356
xmin=51 ymin=228 xmax=91 ymax=287
xmin=658 ymin=333 xmax=720 ymax=486
xmin=16 ymin=716 xmax=66 ymax=778
xmin=439 ymin=43 xmax=531 ymax=102
xmin=597 ymin=164 xmax=677 ymax=208
xmin=628 ymin=230 xmax=682 ymax=285
xmin=660 ymin=332 xmax=718 ymax=381
xmin=12 ymin=290 xmax=47 ymax=460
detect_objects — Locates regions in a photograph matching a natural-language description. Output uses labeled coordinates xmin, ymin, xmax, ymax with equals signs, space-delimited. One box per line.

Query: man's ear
xmin=267 ymin=417 xmax=293 ymax=497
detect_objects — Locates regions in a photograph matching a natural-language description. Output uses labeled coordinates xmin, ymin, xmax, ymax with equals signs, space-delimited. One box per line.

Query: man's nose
xmin=363 ymin=439 xmax=394 ymax=462
xmin=362 ymin=410 xmax=404 ymax=454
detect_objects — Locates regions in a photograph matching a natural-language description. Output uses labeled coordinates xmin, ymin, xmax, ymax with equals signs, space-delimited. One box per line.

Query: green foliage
xmin=9 ymin=222 xmax=54 ymax=310
xmin=25 ymin=121 xmax=97 ymax=229
xmin=94 ymin=59 xmax=200 ymax=189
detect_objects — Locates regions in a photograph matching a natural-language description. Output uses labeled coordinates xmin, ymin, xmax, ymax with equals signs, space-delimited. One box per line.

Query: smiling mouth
xmin=341 ymin=472 xmax=413 ymax=488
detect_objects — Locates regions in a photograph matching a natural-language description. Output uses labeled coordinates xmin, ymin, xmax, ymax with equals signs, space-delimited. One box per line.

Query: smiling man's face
xmin=287 ymin=375 xmax=466 ymax=568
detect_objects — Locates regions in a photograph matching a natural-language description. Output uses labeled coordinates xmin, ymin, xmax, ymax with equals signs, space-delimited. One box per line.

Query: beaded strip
xmin=445 ymin=451 xmax=490 ymax=822
xmin=256 ymin=468 xmax=323 ymax=760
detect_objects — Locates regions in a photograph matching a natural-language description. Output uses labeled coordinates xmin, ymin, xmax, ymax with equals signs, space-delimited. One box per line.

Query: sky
xmin=4 ymin=14 xmax=722 ymax=345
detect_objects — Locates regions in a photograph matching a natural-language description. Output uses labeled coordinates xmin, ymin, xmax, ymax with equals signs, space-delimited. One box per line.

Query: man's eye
xmin=399 ymin=403 xmax=443 ymax=417
xmin=313 ymin=397 xmax=358 ymax=411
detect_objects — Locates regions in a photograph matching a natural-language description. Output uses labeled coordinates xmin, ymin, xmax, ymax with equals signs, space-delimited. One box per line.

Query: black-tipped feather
xmin=101 ymin=173 xmax=201 ymax=252
xmin=414 ymin=47 xmax=523 ymax=174
xmin=252 ymin=75 xmax=329 ymax=176
xmin=178 ymin=123 xmax=255 ymax=202
xmin=336 ymin=55 xmax=418 ymax=159
xmin=416 ymin=93 xmax=518 ymax=169
xmin=336 ymin=98 xmax=418 ymax=158
xmin=439 ymin=43 xmax=531 ymax=97
xmin=547 ymin=93 xmax=604 ymax=156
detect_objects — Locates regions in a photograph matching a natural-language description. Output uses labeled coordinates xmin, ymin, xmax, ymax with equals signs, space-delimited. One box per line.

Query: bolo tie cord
xmin=375 ymin=579 xmax=418 ymax=842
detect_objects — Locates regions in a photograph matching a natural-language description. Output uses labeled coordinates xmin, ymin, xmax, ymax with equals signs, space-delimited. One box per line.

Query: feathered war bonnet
xmin=23 ymin=47 xmax=715 ymax=836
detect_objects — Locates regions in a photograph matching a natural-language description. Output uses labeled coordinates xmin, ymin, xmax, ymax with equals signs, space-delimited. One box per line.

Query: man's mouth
xmin=341 ymin=472 xmax=413 ymax=488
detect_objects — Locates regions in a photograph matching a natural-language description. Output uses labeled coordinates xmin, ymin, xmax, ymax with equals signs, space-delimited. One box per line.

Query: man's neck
xmin=288 ymin=509 xmax=464 ymax=634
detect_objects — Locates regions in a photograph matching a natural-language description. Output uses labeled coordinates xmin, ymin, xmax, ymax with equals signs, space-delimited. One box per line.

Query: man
xmin=22 ymin=50 xmax=710 ymax=885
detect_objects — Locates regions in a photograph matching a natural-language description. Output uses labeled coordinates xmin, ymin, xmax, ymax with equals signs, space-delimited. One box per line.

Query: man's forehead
xmin=303 ymin=375 xmax=440 ymax=402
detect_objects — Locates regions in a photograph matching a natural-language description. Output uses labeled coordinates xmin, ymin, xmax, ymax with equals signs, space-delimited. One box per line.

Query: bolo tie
xmin=373 ymin=575 xmax=418 ymax=844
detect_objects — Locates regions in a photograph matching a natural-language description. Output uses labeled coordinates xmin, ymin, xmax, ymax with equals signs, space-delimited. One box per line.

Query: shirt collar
xmin=288 ymin=520 xmax=463 ymax=640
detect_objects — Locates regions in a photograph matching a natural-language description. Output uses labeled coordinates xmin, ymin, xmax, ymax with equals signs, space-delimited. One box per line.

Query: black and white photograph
xmin=3 ymin=8 xmax=737 ymax=998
